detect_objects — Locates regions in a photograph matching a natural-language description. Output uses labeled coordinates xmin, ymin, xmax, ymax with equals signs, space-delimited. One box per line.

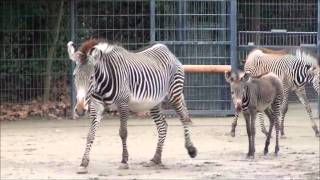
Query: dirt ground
xmin=1 ymin=103 xmax=319 ymax=180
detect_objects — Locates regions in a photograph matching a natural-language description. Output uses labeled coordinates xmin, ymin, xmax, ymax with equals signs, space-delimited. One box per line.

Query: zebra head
xmin=225 ymin=71 xmax=252 ymax=113
xmin=67 ymin=41 xmax=95 ymax=116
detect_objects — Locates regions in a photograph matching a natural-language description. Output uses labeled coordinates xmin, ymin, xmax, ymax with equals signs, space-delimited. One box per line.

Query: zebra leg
xmin=274 ymin=112 xmax=280 ymax=155
xmin=250 ymin=111 xmax=257 ymax=157
xmin=149 ymin=105 xmax=168 ymax=165
xmin=272 ymin=94 xmax=282 ymax=155
xmin=243 ymin=112 xmax=253 ymax=158
xmin=264 ymin=109 xmax=274 ymax=155
xmin=295 ymin=88 xmax=320 ymax=137
xmin=280 ymin=88 xmax=289 ymax=137
xmin=78 ymin=100 xmax=105 ymax=174
xmin=230 ymin=112 xmax=239 ymax=137
xmin=118 ymin=103 xmax=129 ymax=169
xmin=169 ymin=94 xmax=197 ymax=158
xmin=258 ymin=112 xmax=268 ymax=136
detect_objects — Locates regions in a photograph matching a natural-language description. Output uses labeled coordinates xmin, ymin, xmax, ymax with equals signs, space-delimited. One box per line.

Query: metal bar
xmin=183 ymin=65 xmax=231 ymax=73
xmin=317 ymin=0 xmax=320 ymax=117
xmin=238 ymin=31 xmax=317 ymax=35
xmin=70 ymin=0 xmax=76 ymax=119
xmin=150 ymin=0 xmax=155 ymax=42
xmin=230 ymin=0 xmax=237 ymax=71
xmin=178 ymin=0 xmax=183 ymax=41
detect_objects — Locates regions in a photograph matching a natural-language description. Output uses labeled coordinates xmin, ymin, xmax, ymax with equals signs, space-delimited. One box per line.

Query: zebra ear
xmin=67 ymin=41 xmax=76 ymax=61
xmin=225 ymin=71 xmax=233 ymax=83
xmin=241 ymin=72 xmax=252 ymax=82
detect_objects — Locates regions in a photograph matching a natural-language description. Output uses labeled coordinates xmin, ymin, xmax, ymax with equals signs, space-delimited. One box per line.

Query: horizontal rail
xmin=183 ymin=65 xmax=231 ymax=73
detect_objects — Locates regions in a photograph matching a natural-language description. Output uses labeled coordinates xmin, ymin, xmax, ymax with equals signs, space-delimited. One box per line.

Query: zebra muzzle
xmin=75 ymin=107 xmax=86 ymax=116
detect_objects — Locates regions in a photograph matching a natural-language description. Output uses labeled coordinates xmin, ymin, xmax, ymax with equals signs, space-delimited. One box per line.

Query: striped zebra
xmin=225 ymin=71 xmax=283 ymax=158
xmin=67 ymin=39 xmax=197 ymax=174
xmin=230 ymin=48 xmax=319 ymax=137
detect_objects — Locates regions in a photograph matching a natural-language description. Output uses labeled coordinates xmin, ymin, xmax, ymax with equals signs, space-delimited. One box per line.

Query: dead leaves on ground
xmin=0 ymin=98 xmax=71 ymax=121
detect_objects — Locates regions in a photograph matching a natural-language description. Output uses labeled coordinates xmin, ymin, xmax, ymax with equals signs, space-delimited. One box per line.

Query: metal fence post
xmin=230 ymin=0 xmax=238 ymax=71
xmin=317 ymin=0 xmax=320 ymax=117
xmin=150 ymin=0 xmax=155 ymax=43
xmin=70 ymin=0 xmax=76 ymax=119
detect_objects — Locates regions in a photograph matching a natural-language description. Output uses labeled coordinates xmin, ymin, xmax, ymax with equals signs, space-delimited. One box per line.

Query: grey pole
xmin=178 ymin=0 xmax=183 ymax=42
xmin=150 ymin=0 xmax=155 ymax=43
xmin=317 ymin=0 xmax=320 ymax=117
xmin=230 ymin=0 xmax=238 ymax=71
xmin=70 ymin=0 xmax=76 ymax=119
xmin=229 ymin=0 xmax=237 ymax=114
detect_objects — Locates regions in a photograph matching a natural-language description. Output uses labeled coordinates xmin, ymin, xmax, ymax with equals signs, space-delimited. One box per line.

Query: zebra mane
xmin=247 ymin=48 xmax=288 ymax=60
xmin=77 ymin=38 xmax=122 ymax=64
xmin=258 ymin=48 xmax=288 ymax=55
xmin=79 ymin=38 xmax=105 ymax=55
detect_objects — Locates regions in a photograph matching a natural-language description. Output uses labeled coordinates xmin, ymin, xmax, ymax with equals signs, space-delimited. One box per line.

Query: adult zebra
xmin=67 ymin=39 xmax=197 ymax=174
xmin=230 ymin=48 xmax=319 ymax=137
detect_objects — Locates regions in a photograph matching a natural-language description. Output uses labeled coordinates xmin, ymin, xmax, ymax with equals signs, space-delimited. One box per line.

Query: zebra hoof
xmin=187 ymin=146 xmax=197 ymax=158
xmin=143 ymin=161 xmax=163 ymax=168
xmin=230 ymin=131 xmax=236 ymax=137
xmin=280 ymin=135 xmax=287 ymax=139
xmin=264 ymin=149 xmax=268 ymax=155
xmin=275 ymin=147 xmax=279 ymax=156
xmin=246 ymin=153 xmax=254 ymax=159
xmin=77 ymin=166 xmax=88 ymax=174
xmin=118 ymin=163 xmax=129 ymax=169
xmin=312 ymin=125 xmax=319 ymax=137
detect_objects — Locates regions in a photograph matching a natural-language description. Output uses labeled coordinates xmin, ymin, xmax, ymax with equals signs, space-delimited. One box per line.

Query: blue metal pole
xmin=230 ymin=0 xmax=237 ymax=71
xmin=70 ymin=0 xmax=76 ymax=119
xmin=150 ymin=0 xmax=155 ymax=43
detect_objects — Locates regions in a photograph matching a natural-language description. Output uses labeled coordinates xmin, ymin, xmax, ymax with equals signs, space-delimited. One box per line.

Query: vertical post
xmin=178 ymin=0 xmax=183 ymax=41
xmin=70 ymin=0 xmax=76 ymax=119
xmin=230 ymin=0 xmax=237 ymax=71
xmin=150 ymin=0 xmax=155 ymax=42
xmin=317 ymin=1 xmax=320 ymax=117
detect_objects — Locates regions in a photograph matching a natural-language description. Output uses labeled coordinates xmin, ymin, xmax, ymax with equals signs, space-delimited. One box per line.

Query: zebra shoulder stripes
xmin=67 ymin=39 xmax=197 ymax=174
xmin=225 ymin=71 xmax=283 ymax=158
xmin=231 ymin=48 xmax=319 ymax=137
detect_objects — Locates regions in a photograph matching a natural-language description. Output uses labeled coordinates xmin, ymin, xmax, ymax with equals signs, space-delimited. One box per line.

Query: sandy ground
xmin=1 ymin=103 xmax=320 ymax=180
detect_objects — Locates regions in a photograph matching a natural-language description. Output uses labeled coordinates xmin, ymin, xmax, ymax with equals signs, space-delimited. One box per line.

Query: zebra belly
xmin=128 ymin=97 xmax=165 ymax=112
xmin=257 ymin=101 xmax=273 ymax=112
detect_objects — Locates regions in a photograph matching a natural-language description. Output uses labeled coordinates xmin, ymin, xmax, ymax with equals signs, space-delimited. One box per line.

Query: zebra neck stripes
xmin=242 ymin=85 xmax=250 ymax=112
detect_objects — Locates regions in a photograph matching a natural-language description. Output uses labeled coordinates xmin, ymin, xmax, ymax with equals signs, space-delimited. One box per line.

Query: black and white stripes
xmin=243 ymin=49 xmax=319 ymax=137
xmin=67 ymin=40 xmax=197 ymax=174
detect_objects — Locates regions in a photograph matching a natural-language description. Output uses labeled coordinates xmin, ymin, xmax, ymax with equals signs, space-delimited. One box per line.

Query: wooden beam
xmin=182 ymin=65 xmax=231 ymax=73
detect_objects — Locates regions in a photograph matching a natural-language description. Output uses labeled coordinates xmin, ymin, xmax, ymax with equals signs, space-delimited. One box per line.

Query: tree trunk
xmin=43 ymin=0 xmax=64 ymax=101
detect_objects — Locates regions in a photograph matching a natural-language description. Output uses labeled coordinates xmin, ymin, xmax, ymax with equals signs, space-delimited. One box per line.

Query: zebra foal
xmin=230 ymin=48 xmax=320 ymax=137
xmin=225 ymin=71 xmax=283 ymax=158
xmin=67 ymin=39 xmax=197 ymax=174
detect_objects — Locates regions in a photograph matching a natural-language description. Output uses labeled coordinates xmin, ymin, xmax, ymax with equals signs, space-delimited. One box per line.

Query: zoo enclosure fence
xmin=0 ymin=0 xmax=319 ymax=118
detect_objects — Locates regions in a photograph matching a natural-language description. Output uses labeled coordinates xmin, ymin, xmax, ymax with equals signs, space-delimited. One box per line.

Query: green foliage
xmin=1 ymin=0 xmax=70 ymax=102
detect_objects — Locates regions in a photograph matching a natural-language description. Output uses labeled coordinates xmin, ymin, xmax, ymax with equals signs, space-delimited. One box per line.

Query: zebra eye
xmin=231 ymin=91 xmax=234 ymax=95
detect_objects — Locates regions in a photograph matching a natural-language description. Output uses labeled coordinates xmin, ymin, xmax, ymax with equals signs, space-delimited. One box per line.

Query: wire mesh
xmin=75 ymin=0 xmax=150 ymax=50
xmin=237 ymin=0 xmax=318 ymax=102
xmin=0 ymin=0 xmax=318 ymax=118
xmin=0 ymin=0 xmax=71 ymax=105
xmin=154 ymin=0 xmax=233 ymax=115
